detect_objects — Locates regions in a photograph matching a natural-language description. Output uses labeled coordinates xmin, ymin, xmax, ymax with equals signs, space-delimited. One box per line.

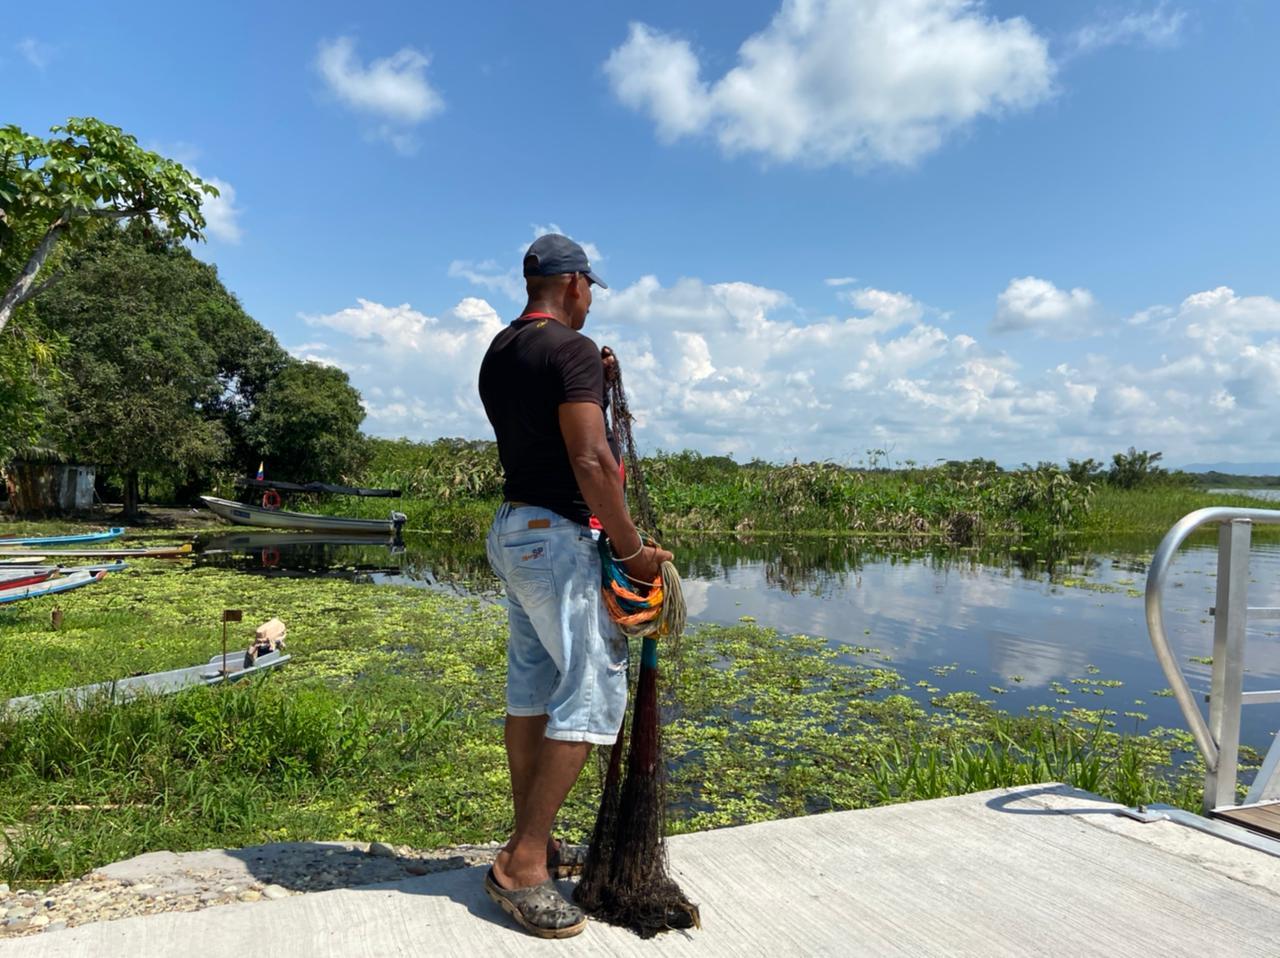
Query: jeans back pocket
xmin=502 ymin=538 xmax=556 ymax=608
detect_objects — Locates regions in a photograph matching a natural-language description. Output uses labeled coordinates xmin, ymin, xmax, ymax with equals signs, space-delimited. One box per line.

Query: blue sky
xmin=6 ymin=1 xmax=1278 ymax=467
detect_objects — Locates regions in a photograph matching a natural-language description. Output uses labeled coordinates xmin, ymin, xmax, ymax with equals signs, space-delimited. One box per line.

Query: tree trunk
xmin=124 ymin=469 xmax=140 ymax=518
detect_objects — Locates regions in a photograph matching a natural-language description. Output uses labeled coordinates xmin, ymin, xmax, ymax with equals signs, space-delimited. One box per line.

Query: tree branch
xmin=17 ymin=267 xmax=68 ymax=305
xmin=0 ymin=216 xmax=68 ymax=335
xmin=0 ymin=205 xmax=152 ymax=335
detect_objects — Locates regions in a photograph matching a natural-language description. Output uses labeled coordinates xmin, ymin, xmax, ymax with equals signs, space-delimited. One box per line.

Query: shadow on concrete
xmin=217 ymin=842 xmax=546 ymax=935
xmin=984 ymin=783 xmax=1126 ymax=816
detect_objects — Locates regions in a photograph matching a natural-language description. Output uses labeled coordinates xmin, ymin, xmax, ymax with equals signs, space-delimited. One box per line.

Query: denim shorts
xmin=485 ymin=503 xmax=629 ymax=745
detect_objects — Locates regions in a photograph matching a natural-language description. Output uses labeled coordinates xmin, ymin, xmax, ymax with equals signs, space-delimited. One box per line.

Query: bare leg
xmin=494 ymin=728 xmax=592 ymax=889
xmin=505 ymin=714 xmax=547 ymax=821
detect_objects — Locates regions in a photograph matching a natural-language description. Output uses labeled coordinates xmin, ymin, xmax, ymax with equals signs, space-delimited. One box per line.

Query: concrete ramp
xmin=5 ymin=784 xmax=1279 ymax=957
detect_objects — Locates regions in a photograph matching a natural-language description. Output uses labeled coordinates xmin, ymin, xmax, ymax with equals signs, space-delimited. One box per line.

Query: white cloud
xmin=16 ymin=38 xmax=53 ymax=69
xmin=841 ymin=287 xmax=927 ymax=335
xmin=448 ymin=259 xmax=524 ymax=302
xmin=315 ymin=36 xmax=443 ymax=153
xmin=199 ymin=176 xmax=243 ymax=244
xmin=992 ymin=276 xmax=1095 ymax=337
xmin=301 ymin=261 xmax=1280 ymax=469
xmin=1068 ymin=4 xmax=1186 ymax=56
xmin=297 ymin=296 xmax=505 ymax=438
xmin=825 ymin=276 xmax=859 ymax=287
xmin=604 ymin=1 xmax=1055 ymax=168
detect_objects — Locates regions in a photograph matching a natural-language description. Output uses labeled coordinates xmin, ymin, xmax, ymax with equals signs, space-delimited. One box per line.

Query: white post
xmin=1205 ymin=519 xmax=1251 ymax=812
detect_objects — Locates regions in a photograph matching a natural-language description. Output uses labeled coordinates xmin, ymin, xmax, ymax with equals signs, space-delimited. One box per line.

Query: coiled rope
xmin=598 ymin=536 xmax=686 ymax=639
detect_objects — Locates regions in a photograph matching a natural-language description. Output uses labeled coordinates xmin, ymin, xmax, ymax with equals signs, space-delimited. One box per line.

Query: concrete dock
xmin=4 ymin=783 xmax=1278 ymax=957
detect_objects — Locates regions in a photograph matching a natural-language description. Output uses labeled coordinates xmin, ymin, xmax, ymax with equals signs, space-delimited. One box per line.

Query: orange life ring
xmin=261 ymin=489 xmax=282 ymax=510
xmin=262 ymin=546 xmax=280 ymax=568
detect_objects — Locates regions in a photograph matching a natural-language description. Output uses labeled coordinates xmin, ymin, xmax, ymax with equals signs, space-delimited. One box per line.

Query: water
xmin=193 ymin=530 xmax=1280 ymax=754
xmin=1210 ymin=488 xmax=1280 ymax=502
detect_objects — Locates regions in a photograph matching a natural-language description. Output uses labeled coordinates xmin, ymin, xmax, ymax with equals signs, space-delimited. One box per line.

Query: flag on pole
xmin=256 ymin=461 xmax=264 ymax=481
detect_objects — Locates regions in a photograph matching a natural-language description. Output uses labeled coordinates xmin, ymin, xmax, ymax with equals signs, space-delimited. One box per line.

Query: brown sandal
xmin=484 ymin=868 xmax=588 ymax=939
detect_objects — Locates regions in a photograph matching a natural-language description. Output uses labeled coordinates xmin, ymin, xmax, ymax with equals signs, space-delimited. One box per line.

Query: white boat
xmin=2 ymin=650 xmax=290 ymax=716
xmin=200 ymin=495 xmax=406 ymax=534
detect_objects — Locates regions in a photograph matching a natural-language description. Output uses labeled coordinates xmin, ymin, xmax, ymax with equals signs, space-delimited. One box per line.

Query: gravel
xmin=0 ymin=840 xmax=503 ymax=940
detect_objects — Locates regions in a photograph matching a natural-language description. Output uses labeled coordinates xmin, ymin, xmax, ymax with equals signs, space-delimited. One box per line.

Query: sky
xmin=5 ymin=1 xmax=1279 ymax=468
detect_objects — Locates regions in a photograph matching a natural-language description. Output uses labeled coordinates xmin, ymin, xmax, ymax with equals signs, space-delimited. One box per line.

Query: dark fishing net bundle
xmin=604 ymin=353 xmax=660 ymax=539
xmin=574 ymin=641 xmax=700 ymax=937
xmin=575 ymin=354 xmax=700 ymax=938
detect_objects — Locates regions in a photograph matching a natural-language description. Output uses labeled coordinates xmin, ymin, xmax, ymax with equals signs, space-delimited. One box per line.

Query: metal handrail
xmin=1145 ymin=507 xmax=1280 ymax=771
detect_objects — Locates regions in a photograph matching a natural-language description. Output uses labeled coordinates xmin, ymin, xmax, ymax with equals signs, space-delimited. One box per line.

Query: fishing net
xmin=604 ymin=352 xmax=660 ymax=539
xmin=574 ymin=353 xmax=700 ymax=938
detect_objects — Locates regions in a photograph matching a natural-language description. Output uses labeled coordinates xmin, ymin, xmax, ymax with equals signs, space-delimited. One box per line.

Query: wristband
xmin=612 ymin=541 xmax=646 ymax=563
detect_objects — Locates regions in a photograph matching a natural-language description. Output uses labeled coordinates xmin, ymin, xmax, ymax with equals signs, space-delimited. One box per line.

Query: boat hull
xmin=0 ymin=570 xmax=106 ymax=605
xmin=0 ymin=544 xmax=191 ymax=559
xmin=200 ymin=496 xmax=406 ymax=534
xmin=0 ymin=568 xmax=56 ymax=589
xmin=0 ymin=527 xmax=125 ymax=547
xmin=2 ymin=651 xmax=290 ymax=715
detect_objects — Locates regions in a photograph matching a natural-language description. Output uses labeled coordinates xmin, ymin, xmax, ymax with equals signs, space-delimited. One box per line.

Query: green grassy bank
xmin=1 ymin=553 xmax=1209 ymax=887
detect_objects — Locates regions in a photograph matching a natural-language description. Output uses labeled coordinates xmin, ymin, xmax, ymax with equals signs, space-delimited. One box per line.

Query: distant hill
xmin=1181 ymin=462 xmax=1280 ymax=477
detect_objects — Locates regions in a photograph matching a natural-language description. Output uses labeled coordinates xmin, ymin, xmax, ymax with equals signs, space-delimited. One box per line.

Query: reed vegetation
xmin=323 ymin=438 xmax=1276 ymax=541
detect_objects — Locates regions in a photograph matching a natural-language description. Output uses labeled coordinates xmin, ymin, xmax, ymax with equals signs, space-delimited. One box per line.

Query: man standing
xmin=478 ymin=234 xmax=672 ymax=938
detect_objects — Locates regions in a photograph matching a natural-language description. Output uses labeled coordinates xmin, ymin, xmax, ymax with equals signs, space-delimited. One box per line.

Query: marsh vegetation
xmin=0 ymin=544 xmax=1221 ymax=887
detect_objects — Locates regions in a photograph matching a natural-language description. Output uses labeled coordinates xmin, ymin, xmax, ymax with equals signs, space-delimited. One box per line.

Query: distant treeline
xmin=1187 ymin=471 xmax=1280 ymax=489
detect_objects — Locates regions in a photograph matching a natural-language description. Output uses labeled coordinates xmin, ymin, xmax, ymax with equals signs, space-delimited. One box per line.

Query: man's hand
xmin=621 ymin=542 xmax=674 ymax=584
xmin=601 ymin=346 xmax=619 ymax=383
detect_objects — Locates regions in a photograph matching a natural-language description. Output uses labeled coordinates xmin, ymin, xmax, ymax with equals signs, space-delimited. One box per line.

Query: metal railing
xmin=1145 ymin=507 xmax=1280 ymax=813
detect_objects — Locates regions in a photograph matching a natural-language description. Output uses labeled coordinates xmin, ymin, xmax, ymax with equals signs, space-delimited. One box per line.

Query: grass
xmin=1080 ymin=485 xmax=1280 ymax=537
xmin=0 ymin=551 xmax=1210 ymax=886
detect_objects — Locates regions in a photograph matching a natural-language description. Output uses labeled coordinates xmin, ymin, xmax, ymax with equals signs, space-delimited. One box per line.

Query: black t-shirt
xmin=478 ymin=316 xmax=605 ymax=526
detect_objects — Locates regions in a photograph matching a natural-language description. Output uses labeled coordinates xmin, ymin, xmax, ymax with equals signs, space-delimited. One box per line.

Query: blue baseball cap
xmin=523 ymin=234 xmax=607 ymax=289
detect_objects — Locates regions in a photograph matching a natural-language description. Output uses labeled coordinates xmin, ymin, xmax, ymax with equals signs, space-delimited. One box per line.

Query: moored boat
xmin=0 ymin=569 xmax=107 ymax=605
xmin=0 ymin=527 xmax=125 ymax=547
xmin=0 ymin=544 xmax=192 ymax=559
xmin=0 ymin=561 xmax=129 ymax=575
xmin=2 ymin=649 xmax=291 ymax=715
xmin=0 ymin=568 xmax=56 ymax=589
xmin=200 ymin=495 xmax=407 ymax=534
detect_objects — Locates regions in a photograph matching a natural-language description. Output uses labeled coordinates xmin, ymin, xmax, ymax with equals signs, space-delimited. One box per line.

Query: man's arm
xmin=559 ymin=401 xmax=672 ymax=582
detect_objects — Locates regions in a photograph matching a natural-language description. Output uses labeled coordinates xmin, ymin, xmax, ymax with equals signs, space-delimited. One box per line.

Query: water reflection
xmin=194 ymin=531 xmax=404 ymax=581
xmin=193 ymin=528 xmax=1280 ymax=753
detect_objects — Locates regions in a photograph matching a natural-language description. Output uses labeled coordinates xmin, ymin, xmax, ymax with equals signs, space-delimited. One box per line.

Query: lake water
xmin=1210 ymin=488 xmax=1280 ymax=502
xmin=194 ymin=529 xmax=1280 ymax=755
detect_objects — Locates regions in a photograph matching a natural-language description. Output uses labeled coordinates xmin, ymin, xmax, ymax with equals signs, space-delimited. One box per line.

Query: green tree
xmin=0 ymin=318 xmax=62 ymax=463
xmin=245 ymin=361 xmax=369 ymax=483
xmin=1 ymin=118 xmax=214 ymax=335
xmin=37 ymin=224 xmax=283 ymax=515
xmin=1067 ymin=457 xmax=1103 ymax=485
xmin=1108 ymin=447 xmax=1166 ymax=489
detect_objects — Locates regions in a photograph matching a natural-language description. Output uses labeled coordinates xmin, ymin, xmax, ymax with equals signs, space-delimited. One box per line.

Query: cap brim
xmin=585 ymin=270 xmax=608 ymax=290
